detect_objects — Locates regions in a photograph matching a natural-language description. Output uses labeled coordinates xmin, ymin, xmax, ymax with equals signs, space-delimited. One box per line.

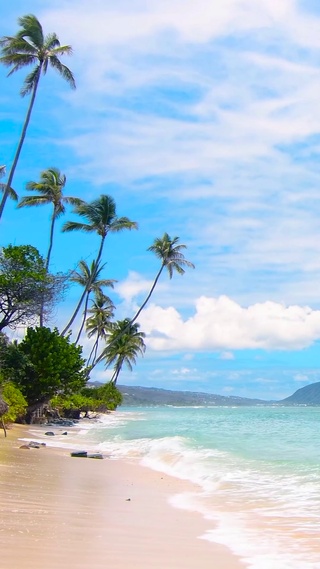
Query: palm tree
xmin=0 ymin=166 xmax=18 ymax=202
xmin=86 ymin=291 xmax=115 ymax=367
xmin=129 ymin=233 xmax=195 ymax=325
xmin=100 ymin=319 xmax=146 ymax=385
xmin=93 ymin=233 xmax=194 ymax=356
xmin=18 ymin=167 xmax=83 ymax=270
xmin=61 ymin=259 xmax=116 ymax=341
xmin=0 ymin=14 xmax=75 ymax=220
xmin=62 ymin=194 xmax=138 ymax=267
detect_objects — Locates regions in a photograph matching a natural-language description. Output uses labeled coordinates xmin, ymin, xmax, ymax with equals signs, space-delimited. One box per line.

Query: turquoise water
xmin=45 ymin=406 xmax=320 ymax=568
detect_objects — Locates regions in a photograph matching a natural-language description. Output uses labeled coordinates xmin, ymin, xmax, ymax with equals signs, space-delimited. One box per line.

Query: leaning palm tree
xmin=107 ymin=233 xmax=194 ymax=349
xmin=93 ymin=233 xmax=194 ymax=357
xmin=129 ymin=233 xmax=195 ymax=326
xmin=100 ymin=319 xmax=146 ymax=385
xmin=17 ymin=167 xmax=83 ymax=271
xmin=86 ymin=291 xmax=115 ymax=367
xmin=61 ymin=259 xmax=116 ymax=341
xmin=62 ymin=194 xmax=138 ymax=267
xmin=0 ymin=14 xmax=75 ymax=220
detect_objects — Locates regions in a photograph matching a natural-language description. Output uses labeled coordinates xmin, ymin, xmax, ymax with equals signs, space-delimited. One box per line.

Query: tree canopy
xmin=1 ymin=327 xmax=87 ymax=413
xmin=0 ymin=244 xmax=66 ymax=331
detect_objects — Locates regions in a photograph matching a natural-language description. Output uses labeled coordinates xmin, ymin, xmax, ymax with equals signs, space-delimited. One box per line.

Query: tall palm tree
xmin=61 ymin=259 xmax=115 ymax=341
xmin=86 ymin=291 xmax=115 ymax=367
xmin=0 ymin=14 xmax=75 ymax=220
xmin=18 ymin=167 xmax=83 ymax=270
xmin=62 ymin=194 xmax=138 ymax=267
xmin=100 ymin=319 xmax=146 ymax=385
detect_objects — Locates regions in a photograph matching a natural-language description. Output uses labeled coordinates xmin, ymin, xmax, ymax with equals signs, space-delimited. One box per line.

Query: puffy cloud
xmin=115 ymin=271 xmax=155 ymax=302
xmin=137 ymin=295 xmax=320 ymax=351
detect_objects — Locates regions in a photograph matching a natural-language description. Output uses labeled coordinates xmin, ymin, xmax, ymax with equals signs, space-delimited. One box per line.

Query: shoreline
xmin=0 ymin=423 xmax=245 ymax=569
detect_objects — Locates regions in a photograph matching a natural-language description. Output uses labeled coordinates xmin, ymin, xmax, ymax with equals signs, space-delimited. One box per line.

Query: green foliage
xmin=51 ymin=382 xmax=122 ymax=416
xmin=18 ymin=327 xmax=88 ymax=405
xmin=99 ymin=319 xmax=146 ymax=385
xmin=82 ymin=382 xmax=123 ymax=410
xmin=51 ymin=393 xmax=94 ymax=415
xmin=1 ymin=381 xmax=27 ymax=423
xmin=0 ymin=244 xmax=65 ymax=331
xmin=5 ymin=327 xmax=88 ymax=407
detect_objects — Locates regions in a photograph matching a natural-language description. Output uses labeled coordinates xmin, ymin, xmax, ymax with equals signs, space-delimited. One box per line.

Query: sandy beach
xmin=0 ymin=424 xmax=244 ymax=569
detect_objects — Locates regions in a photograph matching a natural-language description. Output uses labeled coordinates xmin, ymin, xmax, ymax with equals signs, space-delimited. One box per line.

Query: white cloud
xmin=115 ymin=271 xmax=156 ymax=303
xmin=171 ymin=367 xmax=196 ymax=375
xmin=293 ymin=373 xmax=310 ymax=382
xmin=137 ymin=295 xmax=320 ymax=351
xmin=220 ymin=351 xmax=235 ymax=360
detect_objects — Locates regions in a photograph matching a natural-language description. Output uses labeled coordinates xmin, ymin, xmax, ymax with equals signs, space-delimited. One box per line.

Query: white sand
xmin=0 ymin=425 xmax=245 ymax=569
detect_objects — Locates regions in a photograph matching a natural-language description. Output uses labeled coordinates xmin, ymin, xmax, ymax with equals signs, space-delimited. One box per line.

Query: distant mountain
xmin=117 ymin=385 xmax=268 ymax=406
xmin=280 ymin=382 xmax=320 ymax=405
xmin=89 ymin=381 xmax=320 ymax=406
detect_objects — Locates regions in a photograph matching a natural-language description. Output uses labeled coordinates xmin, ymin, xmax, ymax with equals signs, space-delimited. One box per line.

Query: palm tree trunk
xmin=92 ymin=265 xmax=164 ymax=369
xmin=110 ymin=366 xmax=121 ymax=385
xmin=75 ymin=291 xmax=90 ymax=344
xmin=93 ymin=337 xmax=100 ymax=366
xmin=0 ymin=69 xmax=41 ymax=220
xmin=39 ymin=212 xmax=56 ymax=326
xmin=46 ymin=212 xmax=56 ymax=270
xmin=128 ymin=264 xmax=164 ymax=327
xmin=61 ymin=287 xmax=87 ymax=336
xmin=87 ymin=337 xmax=98 ymax=366
xmin=95 ymin=235 xmax=106 ymax=267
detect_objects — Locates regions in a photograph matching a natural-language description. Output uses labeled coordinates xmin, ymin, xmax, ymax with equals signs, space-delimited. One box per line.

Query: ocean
xmin=39 ymin=405 xmax=320 ymax=569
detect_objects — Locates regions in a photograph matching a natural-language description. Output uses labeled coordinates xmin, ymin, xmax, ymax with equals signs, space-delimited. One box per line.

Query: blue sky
xmin=2 ymin=0 xmax=320 ymax=400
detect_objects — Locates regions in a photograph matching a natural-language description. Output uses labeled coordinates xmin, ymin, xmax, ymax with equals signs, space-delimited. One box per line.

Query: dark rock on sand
xmin=87 ymin=453 xmax=104 ymax=459
xmin=70 ymin=451 xmax=88 ymax=458
xmin=28 ymin=441 xmax=46 ymax=448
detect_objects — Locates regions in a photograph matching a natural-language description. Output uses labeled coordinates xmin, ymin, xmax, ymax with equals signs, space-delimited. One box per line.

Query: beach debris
xmin=61 ymin=431 xmax=68 ymax=435
xmin=70 ymin=451 xmax=88 ymax=458
xmin=28 ymin=440 xmax=46 ymax=448
xmin=126 ymin=498 xmax=131 ymax=501
xmin=70 ymin=451 xmax=104 ymax=459
xmin=87 ymin=453 xmax=104 ymax=459
xmin=44 ymin=431 xmax=55 ymax=436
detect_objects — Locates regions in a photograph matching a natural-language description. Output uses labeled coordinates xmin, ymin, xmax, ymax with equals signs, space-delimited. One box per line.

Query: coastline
xmin=0 ymin=423 xmax=244 ymax=569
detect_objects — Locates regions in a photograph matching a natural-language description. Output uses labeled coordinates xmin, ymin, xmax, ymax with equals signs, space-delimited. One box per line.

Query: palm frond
xmin=44 ymin=33 xmax=60 ymax=51
xmin=21 ymin=65 xmax=41 ymax=96
xmin=17 ymin=195 xmax=50 ymax=208
xmin=0 ymin=184 xmax=18 ymax=201
xmin=17 ymin=15 xmax=44 ymax=49
xmin=62 ymin=221 xmax=96 ymax=233
xmin=49 ymin=55 xmax=76 ymax=88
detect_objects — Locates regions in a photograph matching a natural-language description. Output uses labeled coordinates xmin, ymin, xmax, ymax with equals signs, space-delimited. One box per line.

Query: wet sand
xmin=0 ymin=424 xmax=245 ymax=569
